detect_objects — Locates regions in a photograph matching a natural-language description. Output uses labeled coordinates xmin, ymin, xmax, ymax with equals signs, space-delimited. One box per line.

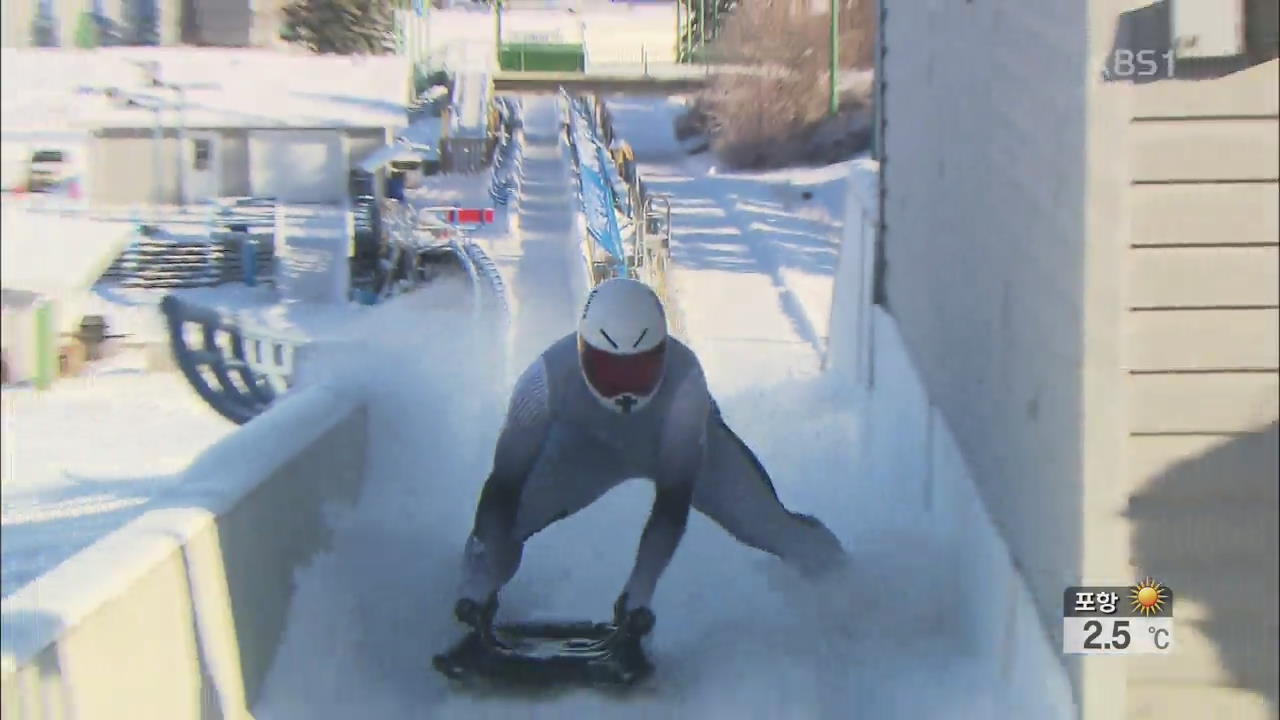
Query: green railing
xmin=498 ymin=43 xmax=586 ymax=72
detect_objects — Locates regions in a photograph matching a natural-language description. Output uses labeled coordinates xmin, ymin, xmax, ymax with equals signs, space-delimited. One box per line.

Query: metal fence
xmin=489 ymin=98 xmax=526 ymax=206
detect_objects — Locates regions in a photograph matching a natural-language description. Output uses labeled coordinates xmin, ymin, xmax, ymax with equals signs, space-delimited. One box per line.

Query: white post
xmin=152 ymin=105 xmax=163 ymax=205
xmin=409 ymin=13 xmax=418 ymax=64
xmin=175 ymin=85 xmax=187 ymax=209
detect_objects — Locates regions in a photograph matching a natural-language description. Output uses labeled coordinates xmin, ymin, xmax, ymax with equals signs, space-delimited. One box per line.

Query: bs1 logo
xmin=1101 ymin=49 xmax=1177 ymax=81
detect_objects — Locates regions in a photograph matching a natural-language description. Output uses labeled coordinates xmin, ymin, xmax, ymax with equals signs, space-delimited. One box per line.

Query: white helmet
xmin=577 ymin=278 xmax=668 ymax=414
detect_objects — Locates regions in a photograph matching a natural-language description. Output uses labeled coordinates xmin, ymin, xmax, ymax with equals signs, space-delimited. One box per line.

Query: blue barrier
xmin=242 ymin=235 xmax=258 ymax=287
xmin=562 ymin=92 xmax=627 ymax=274
xmin=161 ymin=295 xmax=286 ymax=425
xmin=579 ymin=160 xmax=626 ymax=261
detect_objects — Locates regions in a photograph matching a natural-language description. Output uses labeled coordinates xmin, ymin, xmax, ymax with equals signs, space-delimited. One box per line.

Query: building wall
xmin=1117 ymin=2 xmax=1279 ymax=717
xmin=879 ymin=0 xmax=1132 ymax=715
xmin=88 ymin=130 xmax=181 ymax=204
xmin=249 ymin=0 xmax=286 ymax=47
xmin=346 ymin=129 xmax=387 ymax=172
xmin=880 ymin=0 xmax=1278 ymax=717
xmin=220 ymin=128 xmax=251 ymax=197
xmin=3 ymin=0 xmax=84 ymax=48
xmin=879 ymin=0 xmax=1090 ymax=634
xmin=89 ymin=127 xmax=387 ymax=205
xmin=0 ymin=0 xmax=250 ymax=47
xmin=248 ymin=129 xmax=347 ymax=203
xmin=1 ymin=0 xmax=182 ymax=47
xmin=187 ymin=0 xmax=251 ymax=46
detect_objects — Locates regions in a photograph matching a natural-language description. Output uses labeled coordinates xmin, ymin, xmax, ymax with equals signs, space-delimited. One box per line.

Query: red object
xmin=579 ymin=337 xmax=667 ymax=401
xmin=447 ymin=208 xmax=495 ymax=225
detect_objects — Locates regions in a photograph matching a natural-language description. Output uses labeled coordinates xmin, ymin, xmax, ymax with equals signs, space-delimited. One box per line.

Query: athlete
xmin=454 ymin=278 xmax=847 ymax=635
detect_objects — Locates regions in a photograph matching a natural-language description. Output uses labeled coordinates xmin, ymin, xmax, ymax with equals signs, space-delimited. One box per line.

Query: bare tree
xmin=32 ymin=0 xmax=59 ymax=47
xmin=280 ymin=0 xmax=396 ymax=55
xmin=699 ymin=0 xmax=876 ymax=168
xmin=125 ymin=0 xmax=159 ymax=45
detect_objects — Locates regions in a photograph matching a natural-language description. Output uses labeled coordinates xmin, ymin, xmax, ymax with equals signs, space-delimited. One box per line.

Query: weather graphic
xmin=1130 ymin=578 xmax=1170 ymax=617
xmin=1064 ymin=582 xmax=1175 ymax=655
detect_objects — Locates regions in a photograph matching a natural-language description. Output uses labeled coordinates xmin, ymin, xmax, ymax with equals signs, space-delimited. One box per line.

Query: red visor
xmin=579 ymin=337 xmax=666 ymax=400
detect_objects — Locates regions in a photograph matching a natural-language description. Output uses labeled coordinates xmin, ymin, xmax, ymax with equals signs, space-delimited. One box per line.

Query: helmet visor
xmin=579 ymin=337 xmax=666 ymax=401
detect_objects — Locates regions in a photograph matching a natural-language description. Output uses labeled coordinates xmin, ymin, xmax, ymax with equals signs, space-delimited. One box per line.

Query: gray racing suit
xmin=458 ymin=333 xmax=847 ymax=611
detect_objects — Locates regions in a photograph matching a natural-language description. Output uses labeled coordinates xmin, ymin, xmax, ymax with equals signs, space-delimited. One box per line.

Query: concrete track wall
xmin=1 ymin=386 xmax=367 ymax=720
xmin=826 ymin=158 xmax=1072 ymax=716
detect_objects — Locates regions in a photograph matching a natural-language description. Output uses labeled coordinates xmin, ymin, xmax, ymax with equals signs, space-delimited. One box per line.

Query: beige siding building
xmin=1 ymin=0 xmax=277 ymax=48
xmin=85 ymin=126 xmax=391 ymax=205
xmin=3 ymin=49 xmax=412 ymax=205
xmin=878 ymin=0 xmax=1277 ymax=717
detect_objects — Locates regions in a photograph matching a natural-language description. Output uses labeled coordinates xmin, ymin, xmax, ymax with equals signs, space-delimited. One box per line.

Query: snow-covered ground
xmin=1 ymin=196 xmax=362 ymax=344
xmin=246 ymin=94 xmax=1069 ymax=718
xmin=606 ymin=95 xmax=853 ymax=382
xmin=3 ymin=198 xmax=395 ymax=598
xmin=1 ymin=49 xmax=410 ymax=135
xmin=0 ymin=358 xmax=235 ymax=597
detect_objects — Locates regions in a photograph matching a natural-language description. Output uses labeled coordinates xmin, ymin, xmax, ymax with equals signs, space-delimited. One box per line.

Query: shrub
xmin=696 ymin=0 xmax=876 ymax=168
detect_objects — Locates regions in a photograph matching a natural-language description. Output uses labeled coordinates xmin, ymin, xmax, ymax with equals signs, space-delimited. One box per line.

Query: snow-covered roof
xmin=357 ymin=140 xmax=438 ymax=173
xmin=399 ymin=116 xmax=444 ymax=149
xmin=0 ymin=48 xmax=412 ymax=133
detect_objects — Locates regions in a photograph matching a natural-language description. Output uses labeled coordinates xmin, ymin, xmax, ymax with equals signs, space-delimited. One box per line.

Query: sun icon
xmin=1130 ymin=578 xmax=1169 ymax=616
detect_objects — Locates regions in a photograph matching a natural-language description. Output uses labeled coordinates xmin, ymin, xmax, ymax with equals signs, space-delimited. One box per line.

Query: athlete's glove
xmin=454 ymin=592 xmax=498 ymax=630
xmin=612 ymin=593 xmax=656 ymax=637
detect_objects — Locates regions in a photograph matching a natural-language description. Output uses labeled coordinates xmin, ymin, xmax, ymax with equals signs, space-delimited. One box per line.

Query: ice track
xmin=254 ymin=95 xmax=1067 ymax=720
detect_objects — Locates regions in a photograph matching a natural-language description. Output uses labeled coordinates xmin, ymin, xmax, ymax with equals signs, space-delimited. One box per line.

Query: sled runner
xmin=433 ymin=600 xmax=655 ymax=689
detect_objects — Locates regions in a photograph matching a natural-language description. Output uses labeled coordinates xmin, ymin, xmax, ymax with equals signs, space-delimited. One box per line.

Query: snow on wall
xmin=450 ymin=71 xmax=492 ymax=139
xmin=824 ymin=157 xmax=878 ymax=391
xmin=0 ymin=384 xmax=367 ymax=717
xmin=820 ymin=157 xmax=1072 ymax=715
xmin=272 ymin=205 xmax=352 ymax=304
xmin=0 ymin=202 xmax=138 ymax=337
xmin=851 ymin=304 xmax=1075 ymax=718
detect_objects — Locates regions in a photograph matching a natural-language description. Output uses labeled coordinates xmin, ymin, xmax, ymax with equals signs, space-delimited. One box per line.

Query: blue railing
xmin=561 ymin=90 xmax=627 ymax=275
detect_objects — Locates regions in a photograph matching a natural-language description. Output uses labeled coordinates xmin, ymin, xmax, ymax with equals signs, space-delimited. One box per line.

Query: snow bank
xmin=1 ymin=369 xmax=235 ymax=598
xmin=1 ymin=203 xmax=137 ymax=333
xmin=863 ymin=307 xmax=1076 ymax=717
xmin=450 ymin=71 xmax=492 ymax=140
xmin=1 ymin=48 xmax=411 ymax=132
xmin=0 ymin=374 xmax=367 ymax=717
xmin=814 ymin=154 xmax=1072 ymax=714
xmin=824 ymin=156 xmax=878 ymax=388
